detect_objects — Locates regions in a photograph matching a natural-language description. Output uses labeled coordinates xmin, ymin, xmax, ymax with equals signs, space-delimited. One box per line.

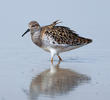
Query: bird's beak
xmin=22 ymin=29 xmax=30 ymax=37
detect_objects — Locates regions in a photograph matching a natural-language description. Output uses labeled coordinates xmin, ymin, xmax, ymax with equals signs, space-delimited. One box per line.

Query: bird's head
xmin=22 ymin=21 xmax=41 ymax=37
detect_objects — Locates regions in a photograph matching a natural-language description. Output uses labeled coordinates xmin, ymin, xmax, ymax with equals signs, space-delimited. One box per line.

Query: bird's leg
xmin=50 ymin=50 xmax=56 ymax=64
xmin=51 ymin=57 xmax=53 ymax=64
xmin=55 ymin=60 xmax=61 ymax=69
xmin=57 ymin=55 xmax=62 ymax=61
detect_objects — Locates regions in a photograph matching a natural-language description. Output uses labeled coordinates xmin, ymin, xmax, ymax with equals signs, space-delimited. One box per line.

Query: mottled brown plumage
xmin=22 ymin=20 xmax=92 ymax=63
xmin=41 ymin=20 xmax=92 ymax=46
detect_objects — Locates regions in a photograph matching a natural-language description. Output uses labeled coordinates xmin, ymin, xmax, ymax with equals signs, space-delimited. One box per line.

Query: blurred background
xmin=0 ymin=0 xmax=110 ymax=50
xmin=0 ymin=0 xmax=110 ymax=100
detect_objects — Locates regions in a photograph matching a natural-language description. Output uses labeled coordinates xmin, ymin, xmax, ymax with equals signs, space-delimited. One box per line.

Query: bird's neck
xmin=31 ymin=29 xmax=42 ymax=47
xmin=31 ymin=29 xmax=41 ymax=37
xmin=30 ymin=28 xmax=41 ymax=35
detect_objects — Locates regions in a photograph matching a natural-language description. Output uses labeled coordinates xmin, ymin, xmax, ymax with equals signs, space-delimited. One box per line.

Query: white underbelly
xmin=42 ymin=45 xmax=83 ymax=54
xmin=42 ymin=47 xmax=50 ymax=52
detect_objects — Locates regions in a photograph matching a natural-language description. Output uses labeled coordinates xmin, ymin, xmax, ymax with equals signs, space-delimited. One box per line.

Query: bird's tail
xmin=85 ymin=38 xmax=92 ymax=44
xmin=78 ymin=37 xmax=92 ymax=45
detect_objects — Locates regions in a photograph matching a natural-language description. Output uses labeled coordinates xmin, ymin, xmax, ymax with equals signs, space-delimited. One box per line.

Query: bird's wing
xmin=41 ymin=25 xmax=89 ymax=46
xmin=40 ymin=18 xmax=92 ymax=47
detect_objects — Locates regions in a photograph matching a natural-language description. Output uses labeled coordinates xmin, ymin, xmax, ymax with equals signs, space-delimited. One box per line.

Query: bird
xmin=22 ymin=20 xmax=92 ymax=63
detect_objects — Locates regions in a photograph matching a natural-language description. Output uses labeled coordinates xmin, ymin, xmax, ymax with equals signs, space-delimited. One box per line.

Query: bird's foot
xmin=58 ymin=56 xmax=63 ymax=61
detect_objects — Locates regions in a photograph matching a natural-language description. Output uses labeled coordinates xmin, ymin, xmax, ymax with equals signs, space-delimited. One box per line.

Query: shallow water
xmin=0 ymin=0 xmax=110 ymax=99
xmin=0 ymin=45 xmax=110 ymax=100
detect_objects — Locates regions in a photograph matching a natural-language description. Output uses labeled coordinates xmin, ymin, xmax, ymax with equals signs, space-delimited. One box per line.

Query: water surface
xmin=0 ymin=47 xmax=110 ymax=100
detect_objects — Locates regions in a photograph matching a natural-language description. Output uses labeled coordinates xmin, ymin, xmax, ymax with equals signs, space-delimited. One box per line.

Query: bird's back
xmin=41 ymin=25 xmax=92 ymax=46
xmin=40 ymin=20 xmax=92 ymax=53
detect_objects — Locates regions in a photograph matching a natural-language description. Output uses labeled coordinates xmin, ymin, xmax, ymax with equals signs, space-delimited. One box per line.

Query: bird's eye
xmin=32 ymin=25 xmax=36 ymax=27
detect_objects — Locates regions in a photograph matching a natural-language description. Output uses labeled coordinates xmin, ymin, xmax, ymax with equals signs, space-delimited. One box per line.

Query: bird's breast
xmin=31 ymin=32 xmax=42 ymax=47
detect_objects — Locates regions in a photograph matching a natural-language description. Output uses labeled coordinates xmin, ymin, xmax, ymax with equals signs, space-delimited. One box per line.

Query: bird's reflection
xmin=29 ymin=61 xmax=90 ymax=100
